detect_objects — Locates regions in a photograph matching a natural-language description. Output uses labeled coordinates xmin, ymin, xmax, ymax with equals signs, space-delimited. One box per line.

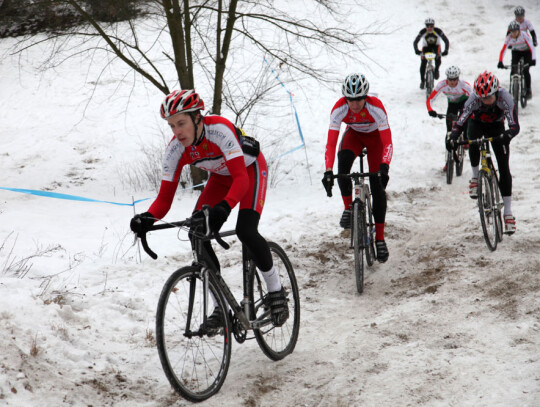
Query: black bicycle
xmin=437 ymin=113 xmax=465 ymax=184
xmin=501 ymin=57 xmax=529 ymax=114
xmin=332 ymin=149 xmax=378 ymax=294
xmin=136 ymin=206 xmax=300 ymax=402
xmin=423 ymin=52 xmax=437 ymax=99
xmin=455 ymin=137 xmax=504 ymax=251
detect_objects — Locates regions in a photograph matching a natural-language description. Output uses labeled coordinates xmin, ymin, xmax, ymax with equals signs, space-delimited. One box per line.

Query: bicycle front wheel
xmin=365 ymin=188 xmax=376 ymax=267
xmin=425 ymin=70 xmax=434 ymax=99
xmin=455 ymin=139 xmax=465 ymax=177
xmin=445 ymin=149 xmax=454 ymax=184
xmin=477 ymin=172 xmax=498 ymax=251
xmin=156 ymin=266 xmax=232 ymax=402
xmin=249 ymin=242 xmax=300 ymax=361
xmin=520 ymin=75 xmax=527 ymax=108
xmin=352 ymin=201 xmax=365 ymax=293
xmin=511 ymin=78 xmax=520 ymax=115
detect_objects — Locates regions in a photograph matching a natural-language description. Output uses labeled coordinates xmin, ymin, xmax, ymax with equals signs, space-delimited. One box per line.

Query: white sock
xmin=502 ymin=196 xmax=512 ymax=216
xmin=260 ymin=266 xmax=282 ymax=292
xmin=471 ymin=166 xmax=479 ymax=179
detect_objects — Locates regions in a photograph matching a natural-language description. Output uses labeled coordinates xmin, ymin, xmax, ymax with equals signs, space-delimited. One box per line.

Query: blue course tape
xmin=0 ymin=182 xmax=208 ymax=206
xmin=0 ymin=187 xmax=152 ymax=206
xmin=264 ymin=58 xmax=305 ymax=158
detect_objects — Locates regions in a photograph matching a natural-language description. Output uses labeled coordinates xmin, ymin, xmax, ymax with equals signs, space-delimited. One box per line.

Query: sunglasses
xmin=346 ymin=96 xmax=366 ymax=102
xmin=448 ymin=78 xmax=459 ymax=81
xmin=426 ymin=24 xmax=434 ymax=28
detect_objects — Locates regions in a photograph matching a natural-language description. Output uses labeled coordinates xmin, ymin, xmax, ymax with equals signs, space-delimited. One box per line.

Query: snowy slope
xmin=1 ymin=0 xmax=539 ymax=406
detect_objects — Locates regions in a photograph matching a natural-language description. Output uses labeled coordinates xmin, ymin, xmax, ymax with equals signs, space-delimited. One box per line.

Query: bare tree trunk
xmin=163 ymin=0 xmax=193 ymax=89
xmin=212 ymin=0 xmax=237 ymax=115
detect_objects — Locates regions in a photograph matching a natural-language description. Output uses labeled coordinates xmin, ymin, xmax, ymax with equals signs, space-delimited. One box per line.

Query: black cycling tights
xmin=192 ymin=208 xmax=273 ymax=273
xmin=337 ymin=150 xmax=387 ymax=224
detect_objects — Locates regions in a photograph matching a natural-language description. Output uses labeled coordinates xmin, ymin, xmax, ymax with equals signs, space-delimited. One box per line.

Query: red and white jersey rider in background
xmin=510 ymin=6 xmax=537 ymax=46
xmin=130 ymin=89 xmax=289 ymax=327
xmin=426 ymin=65 xmax=473 ymax=132
xmin=322 ymin=73 xmax=393 ymax=263
xmin=498 ymin=21 xmax=537 ymax=99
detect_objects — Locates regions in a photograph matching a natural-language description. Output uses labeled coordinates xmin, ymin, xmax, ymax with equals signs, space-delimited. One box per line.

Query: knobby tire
xmin=156 ymin=266 xmax=232 ymax=402
xmin=477 ymin=172 xmax=498 ymax=251
xmin=249 ymin=242 xmax=300 ymax=361
xmin=352 ymin=201 xmax=365 ymax=293
xmin=365 ymin=187 xmax=376 ymax=267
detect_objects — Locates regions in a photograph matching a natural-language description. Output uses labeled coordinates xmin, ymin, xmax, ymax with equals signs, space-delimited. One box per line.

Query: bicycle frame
xmin=140 ymin=209 xmax=267 ymax=332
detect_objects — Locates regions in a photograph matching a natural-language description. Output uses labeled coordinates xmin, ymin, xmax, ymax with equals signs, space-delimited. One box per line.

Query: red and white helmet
xmin=474 ymin=71 xmax=499 ymax=98
xmin=160 ymin=89 xmax=205 ymax=119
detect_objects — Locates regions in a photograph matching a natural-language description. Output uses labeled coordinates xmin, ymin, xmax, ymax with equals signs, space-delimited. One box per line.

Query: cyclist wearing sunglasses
xmin=446 ymin=72 xmax=519 ymax=235
xmin=322 ymin=73 xmax=393 ymax=263
xmin=427 ymin=66 xmax=473 ymax=170
xmin=498 ymin=20 xmax=537 ymax=100
xmin=413 ymin=18 xmax=450 ymax=89
xmin=507 ymin=6 xmax=537 ymax=47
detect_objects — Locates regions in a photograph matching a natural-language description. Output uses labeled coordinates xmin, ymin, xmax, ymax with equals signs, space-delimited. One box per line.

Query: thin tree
xmin=12 ymin=0 xmax=383 ymax=186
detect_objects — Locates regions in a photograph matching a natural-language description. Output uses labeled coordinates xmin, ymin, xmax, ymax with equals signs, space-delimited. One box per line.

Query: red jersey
xmin=148 ymin=115 xmax=257 ymax=219
xmin=325 ymin=96 xmax=393 ymax=170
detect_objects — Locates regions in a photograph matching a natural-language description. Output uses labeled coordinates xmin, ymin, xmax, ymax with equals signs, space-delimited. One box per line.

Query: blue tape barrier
xmin=0 ymin=187 xmax=152 ymax=206
xmin=264 ymin=58 xmax=306 ymax=159
xmin=0 ymin=182 xmax=208 ymax=206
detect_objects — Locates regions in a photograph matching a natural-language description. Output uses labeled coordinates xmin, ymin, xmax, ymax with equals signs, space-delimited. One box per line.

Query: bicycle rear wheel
xmin=249 ymin=242 xmax=300 ymax=361
xmin=477 ymin=172 xmax=498 ymax=251
xmin=365 ymin=188 xmax=376 ymax=267
xmin=455 ymin=138 xmax=465 ymax=177
xmin=425 ymin=70 xmax=434 ymax=99
xmin=352 ymin=200 xmax=365 ymax=293
xmin=445 ymin=149 xmax=454 ymax=184
xmin=156 ymin=267 xmax=232 ymax=402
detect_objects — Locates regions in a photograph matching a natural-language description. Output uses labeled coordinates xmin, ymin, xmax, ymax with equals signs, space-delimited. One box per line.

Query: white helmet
xmin=445 ymin=66 xmax=460 ymax=79
xmin=425 ymin=18 xmax=435 ymax=26
xmin=342 ymin=73 xmax=369 ymax=98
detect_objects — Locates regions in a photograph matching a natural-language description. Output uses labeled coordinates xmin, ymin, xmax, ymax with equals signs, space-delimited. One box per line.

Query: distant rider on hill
xmin=413 ymin=18 xmax=450 ymax=89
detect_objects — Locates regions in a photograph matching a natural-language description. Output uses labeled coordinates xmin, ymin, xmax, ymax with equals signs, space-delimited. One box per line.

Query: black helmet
xmin=514 ymin=6 xmax=525 ymax=17
xmin=508 ymin=21 xmax=521 ymax=32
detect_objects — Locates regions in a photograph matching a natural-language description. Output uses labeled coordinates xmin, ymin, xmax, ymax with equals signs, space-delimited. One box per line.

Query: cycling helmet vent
xmin=474 ymin=71 xmax=499 ymax=98
xmin=342 ymin=73 xmax=370 ymax=98
xmin=160 ymin=89 xmax=205 ymax=119
xmin=445 ymin=66 xmax=460 ymax=79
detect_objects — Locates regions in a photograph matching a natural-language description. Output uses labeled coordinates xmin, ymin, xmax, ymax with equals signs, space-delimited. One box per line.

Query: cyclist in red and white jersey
xmin=427 ymin=65 xmax=472 ymax=170
xmin=498 ymin=21 xmax=537 ymax=99
xmin=321 ymin=73 xmax=393 ymax=263
xmin=508 ymin=6 xmax=537 ymax=47
xmin=130 ymin=90 xmax=288 ymax=327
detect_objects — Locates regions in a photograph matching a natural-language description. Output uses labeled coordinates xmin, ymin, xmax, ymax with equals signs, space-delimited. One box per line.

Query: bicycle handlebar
xmin=454 ymin=135 xmax=501 ymax=146
xmin=135 ymin=205 xmax=231 ymax=260
xmin=333 ymin=171 xmax=380 ymax=180
xmin=436 ymin=113 xmax=459 ymax=121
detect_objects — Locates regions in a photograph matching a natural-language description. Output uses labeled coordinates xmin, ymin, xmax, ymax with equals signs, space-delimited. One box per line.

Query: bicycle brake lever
xmin=214 ymin=232 xmax=230 ymax=250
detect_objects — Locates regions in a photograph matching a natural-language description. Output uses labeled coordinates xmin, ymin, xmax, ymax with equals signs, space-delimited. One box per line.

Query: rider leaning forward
xmin=447 ymin=72 xmax=519 ymax=235
xmin=322 ymin=74 xmax=393 ymax=263
xmin=130 ymin=89 xmax=289 ymax=328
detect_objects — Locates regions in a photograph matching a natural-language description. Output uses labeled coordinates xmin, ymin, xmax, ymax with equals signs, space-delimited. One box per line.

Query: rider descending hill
xmin=413 ymin=18 xmax=450 ymax=89
xmin=447 ymin=72 xmax=519 ymax=235
xmin=508 ymin=6 xmax=537 ymax=47
xmin=427 ymin=65 xmax=473 ymax=170
xmin=129 ymin=90 xmax=289 ymax=328
xmin=322 ymin=74 xmax=393 ymax=263
xmin=498 ymin=20 xmax=537 ymax=99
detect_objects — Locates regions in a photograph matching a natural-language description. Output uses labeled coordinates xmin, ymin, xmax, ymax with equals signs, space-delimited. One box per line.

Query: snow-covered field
xmin=1 ymin=0 xmax=539 ymax=406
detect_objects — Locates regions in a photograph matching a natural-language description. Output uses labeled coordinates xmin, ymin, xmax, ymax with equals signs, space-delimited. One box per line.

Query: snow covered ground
xmin=1 ymin=0 xmax=539 ymax=405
